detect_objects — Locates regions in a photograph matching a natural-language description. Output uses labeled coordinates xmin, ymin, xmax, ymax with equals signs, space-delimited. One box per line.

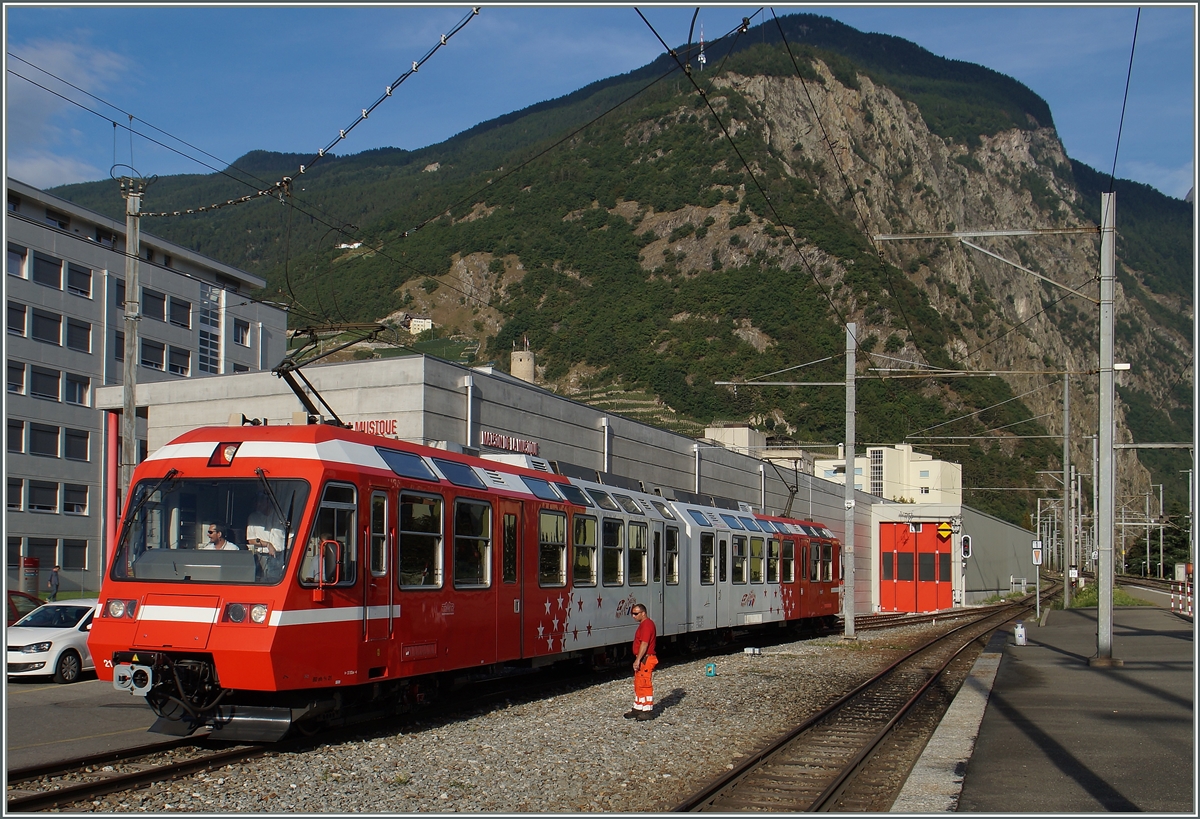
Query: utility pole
xmin=1092 ymin=192 xmax=1119 ymax=666
xmin=1063 ymin=375 xmax=1072 ymax=606
xmin=120 ymin=179 xmax=144 ymax=503
xmin=843 ymin=323 xmax=857 ymax=640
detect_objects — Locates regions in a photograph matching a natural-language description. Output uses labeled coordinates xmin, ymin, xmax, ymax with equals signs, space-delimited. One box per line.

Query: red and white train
xmin=88 ymin=423 xmax=842 ymax=741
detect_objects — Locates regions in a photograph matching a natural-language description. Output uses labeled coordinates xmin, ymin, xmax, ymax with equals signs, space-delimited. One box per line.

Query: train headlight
xmin=105 ymin=599 xmax=138 ymax=618
xmin=224 ymin=603 xmax=246 ymax=623
xmin=250 ymin=604 xmax=268 ymax=624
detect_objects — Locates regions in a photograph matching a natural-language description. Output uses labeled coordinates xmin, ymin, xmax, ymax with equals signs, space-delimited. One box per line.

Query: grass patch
xmin=1068 ymin=584 xmax=1155 ymax=608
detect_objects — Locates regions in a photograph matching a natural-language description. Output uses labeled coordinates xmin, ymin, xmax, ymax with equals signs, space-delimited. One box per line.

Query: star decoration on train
xmin=596 ymin=594 xmax=604 ymax=608
xmin=557 ymin=594 xmax=565 ymax=610
xmin=544 ymin=599 xmax=552 ymax=615
xmin=572 ymin=626 xmax=579 ymax=641
xmin=577 ymin=598 xmax=584 ymax=612
xmin=537 ymin=622 xmax=545 ymax=638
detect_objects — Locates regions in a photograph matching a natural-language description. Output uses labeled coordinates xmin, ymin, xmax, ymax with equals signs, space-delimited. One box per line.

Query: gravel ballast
xmin=86 ymin=624 xmax=946 ymax=813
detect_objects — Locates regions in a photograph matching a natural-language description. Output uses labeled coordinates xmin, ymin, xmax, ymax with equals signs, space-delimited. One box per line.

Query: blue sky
xmin=4 ymin=4 xmax=1195 ymax=199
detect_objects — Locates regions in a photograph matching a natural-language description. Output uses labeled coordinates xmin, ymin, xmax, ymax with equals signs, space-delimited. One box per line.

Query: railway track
xmin=5 ymin=740 xmax=269 ymax=813
xmin=674 ymin=594 xmax=1049 ymax=812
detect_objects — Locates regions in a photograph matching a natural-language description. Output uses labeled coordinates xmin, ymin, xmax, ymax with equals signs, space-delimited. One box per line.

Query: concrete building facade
xmin=95 ymin=354 xmax=1034 ymax=613
xmin=815 ymin=443 xmax=963 ymax=505
xmin=6 ymin=178 xmax=288 ymax=596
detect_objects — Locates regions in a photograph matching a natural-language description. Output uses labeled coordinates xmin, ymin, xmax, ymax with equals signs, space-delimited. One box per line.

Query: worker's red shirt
xmin=633 ymin=617 xmax=657 ymax=657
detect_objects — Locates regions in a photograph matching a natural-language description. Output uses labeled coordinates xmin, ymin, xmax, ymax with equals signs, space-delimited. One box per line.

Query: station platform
xmin=892 ymin=605 xmax=1194 ymax=813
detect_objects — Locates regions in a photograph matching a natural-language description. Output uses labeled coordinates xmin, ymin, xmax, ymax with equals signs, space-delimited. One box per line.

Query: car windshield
xmin=16 ymin=604 xmax=92 ymax=629
xmin=110 ymin=478 xmax=310 ymax=585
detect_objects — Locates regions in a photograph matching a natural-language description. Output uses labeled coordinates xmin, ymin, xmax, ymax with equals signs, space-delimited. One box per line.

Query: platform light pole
xmin=120 ymin=178 xmax=144 ymax=502
xmin=843 ymin=323 xmax=857 ymax=640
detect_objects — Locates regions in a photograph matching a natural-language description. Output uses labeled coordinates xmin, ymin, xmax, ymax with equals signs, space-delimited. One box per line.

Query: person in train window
xmin=200 ymin=523 xmax=240 ymax=550
xmin=624 ymin=603 xmax=658 ymax=721
xmin=246 ymin=493 xmax=285 ymax=557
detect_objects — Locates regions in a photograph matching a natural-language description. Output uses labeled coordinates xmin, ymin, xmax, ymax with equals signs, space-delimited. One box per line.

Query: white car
xmin=7 ymin=599 xmax=99 ymax=683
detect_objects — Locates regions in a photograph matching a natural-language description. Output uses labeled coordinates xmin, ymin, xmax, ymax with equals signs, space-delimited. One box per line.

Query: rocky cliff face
xmin=682 ymin=60 xmax=1190 ymax=500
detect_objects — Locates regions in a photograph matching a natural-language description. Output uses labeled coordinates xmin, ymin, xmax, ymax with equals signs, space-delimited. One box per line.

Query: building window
xmin=168 ymin=346 xmax=190 ymax=376
xmin=920 ymin=486 xmax=930 ymax=495
xmin=65 ymin=373 xmax=89 ymax=405
xmin=8 ymin=478 xmax=23 ymax=511
xmin=64 ymin=428 xmax=89 ymax=461
xmin=29 ymin=423 xmax=59 ymax=457
xmin=163 ymin=254 xmax=173 ymax=268
xmin=113 ymin=278 xmax=125 ymax=309
xmin=32 ymin=252 xmax=62 ymax=288
xmin=44 ymin=208 xmax=69 ymax=230
xmin=141 ymin=339 xmax=165 ymax=370
xmin=27 ymin=537 xmax=57 ymax=566
xmin=28 ymin=480 xmax=58 ymax=512
xmin=234 ymin=318 xmax=250 ymax=346
xmin=7 ymin=419 xmax=24 ymax=453
xmin=232 ymin=362 xmax=249 ymax=373
xmin=7 ymin=361 xmax=24 ymax=394
xmin=63 ymin=484 xmax=88 ymax=515
xmin=142 ymin=289 xmax=165 ymax=321
xmin=169 ymin=297 xmax=191 ymax=328
xmin=143 ymin=247 xmax=154 ymax=262
xmin=199 ymin=284 xmax=221 ymax=373
xmin=114 ymin=330 xmax=124 ymax=361
xmin=7 ymin=244 xmax=26 ymax=278
xmin=29 ymin=366 xmax=60 ymax=401
xmin=63 ymin=539 xmax=87 ymax=570
xmin=66 ymin=318 xmax=91 ymax=353
xmin=31 ymin=309 xmax=61 ymax=345
xmin=8 ymin=301 xmax=26 ymax=336
xmin=66 ymin=263 xmax=92 ymax=297
xmin=7 ymin=194 xmax=20 ymax=213
xmin=7 ymin=536 xmax=21 ymax=567
xmin=95 ymin=228 xmax=115 ymax=248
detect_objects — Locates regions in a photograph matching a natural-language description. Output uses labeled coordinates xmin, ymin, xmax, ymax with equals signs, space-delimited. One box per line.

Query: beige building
xmin=814 ymin=444 xmax=962 ymax=505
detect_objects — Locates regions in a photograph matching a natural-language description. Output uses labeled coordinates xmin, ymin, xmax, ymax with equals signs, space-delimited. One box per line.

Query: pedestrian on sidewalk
xmin=47 ymin=565 xmax=60 ymax=601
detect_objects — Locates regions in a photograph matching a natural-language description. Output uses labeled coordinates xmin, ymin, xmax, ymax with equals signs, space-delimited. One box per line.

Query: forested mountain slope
xmin=50 ymin=13 xmax=1193 ymax=523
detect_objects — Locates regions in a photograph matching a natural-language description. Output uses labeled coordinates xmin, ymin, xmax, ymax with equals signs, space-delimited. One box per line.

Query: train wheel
xmin=53 ymin=650 xmax=82 ymax=684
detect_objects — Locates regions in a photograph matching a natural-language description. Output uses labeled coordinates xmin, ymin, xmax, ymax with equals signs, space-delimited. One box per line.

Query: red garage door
xmin=880 ymin=523 xmax=953 ymax=613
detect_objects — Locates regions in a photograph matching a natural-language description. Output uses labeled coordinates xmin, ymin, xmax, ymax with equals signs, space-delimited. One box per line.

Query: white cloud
xmin=1120 ymin=159 xmax=1196 ymax=201
xmin=6 ymin=33 xmax=134 ymax=185
xmin=7 ymin=150 xmax=103 ymax=190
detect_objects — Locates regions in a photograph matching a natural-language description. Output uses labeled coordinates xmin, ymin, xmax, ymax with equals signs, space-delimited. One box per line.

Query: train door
xmin=365 ymin=489 xmax=391 ymax=642
xmin=496 ymin=500 xmax=522 ymax=660
xmin=649 ymin=520 xmax=665 ymax=633
xmin=716 ymin=532 xmax=732 ymax=628
xmin=779 ymin=537 xmax=799 ymax=620
xmin=693 ymin=525 xmax=716 ymax=631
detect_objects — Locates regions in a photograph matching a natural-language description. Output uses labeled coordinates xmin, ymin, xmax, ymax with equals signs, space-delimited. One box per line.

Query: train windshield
xmin=110 ymin=477 xmax=311 ymax=585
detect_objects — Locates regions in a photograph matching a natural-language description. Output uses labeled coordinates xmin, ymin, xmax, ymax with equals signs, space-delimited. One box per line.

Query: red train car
xmin=90 ymin=423 xmax=843 ymax=740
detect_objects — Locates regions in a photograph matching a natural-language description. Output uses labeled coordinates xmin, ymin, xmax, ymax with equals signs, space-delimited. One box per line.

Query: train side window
xmin=719 ymin=538 xmax=728 ymax=583
xmin=453 ymin=499 xmax=491 ymax=588
xmin=502 ymin=514 xmax=518 ymax=584
xmin=601 ymin=518 xmax=624 ymax=586
xmin=781 ymin=539 xmax=795 ymax=583
xmin=699 ymin=532 xmax=714 ymax=585
xmin=766 ymin=538 xmax=780 ymax=583
xmin=810 ymin=540 xmax=821 ymax=582
xmin=628 ymin=522 xmax=648 ymax=585
xmin=301 ymin=482 xmax=357 ymax=587
xmin=665 ymin=527 xmax=679 ymax=585
xmin=750 ymin=536 xmax=765 ymax=583
xmin=731 ymin=535 xmax=747 ymax=584
xmin=538 ymin=509 xmax=566 ymax=586
xmin=399 ymin=492 xmax=442 ymax=588
xmin=652 ymin=529 xmax=662 ymax=583
xmin=573 ymin=515 xmax=597 ymax=586
xmin=370 ymin=491 xmax=387 ymax=576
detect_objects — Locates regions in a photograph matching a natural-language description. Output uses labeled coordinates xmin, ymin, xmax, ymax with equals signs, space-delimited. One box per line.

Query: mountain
xmin=48 ymin=13 xmax=1193 ymax=523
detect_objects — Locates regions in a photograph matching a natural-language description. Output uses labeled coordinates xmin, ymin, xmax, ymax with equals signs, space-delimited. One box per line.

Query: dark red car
xmin=7 ymin=589 xmax=44 ymax=626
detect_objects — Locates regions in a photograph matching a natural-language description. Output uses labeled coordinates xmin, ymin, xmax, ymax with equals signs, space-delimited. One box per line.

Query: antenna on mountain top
xmin=698 ymin=24 xmax=706 ymax=71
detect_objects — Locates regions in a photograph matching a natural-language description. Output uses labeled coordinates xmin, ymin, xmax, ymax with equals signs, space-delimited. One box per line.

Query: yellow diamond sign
xmin=937 ymin=522 xmax=952 ymax=539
